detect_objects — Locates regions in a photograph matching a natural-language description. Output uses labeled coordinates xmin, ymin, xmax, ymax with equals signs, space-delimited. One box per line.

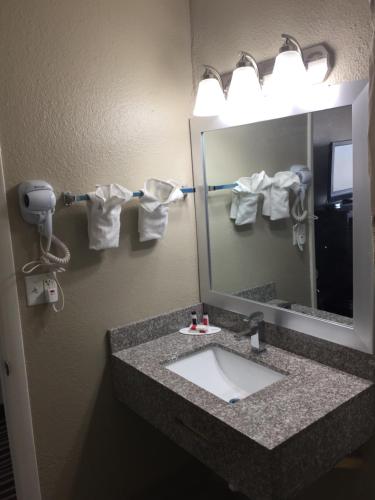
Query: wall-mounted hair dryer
xmin=18 ymin=181 xmax=70 ymax=313
xmin=18 ymin=180 xmax=71 ymax=312
xmin=289 ymin=165 xmax=312 ymax=222
xmin=289 ymin=165 xmax=312 ymax=252
xmin=19 ymin=181 xmax=56 ymax=246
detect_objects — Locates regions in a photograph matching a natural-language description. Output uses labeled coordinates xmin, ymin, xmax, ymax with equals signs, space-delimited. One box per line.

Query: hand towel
xmin=268 ymin=171 xmax=300 ymax=220
xmin=138 ymin=178 xmax=183 ymax=242
xmin=231 ymin=171 xmax=272 ymax=225
xmin=256 ymin=173 xmax=273 ymax=217
xmin=87 ymin=184 xmax=133 ymax=250
xmin=230 ymin=181 xmax=259 ymax=225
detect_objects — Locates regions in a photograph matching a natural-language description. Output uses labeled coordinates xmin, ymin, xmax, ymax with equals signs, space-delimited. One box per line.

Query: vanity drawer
xmin=112 ymin=355 xmax=273 ymax=499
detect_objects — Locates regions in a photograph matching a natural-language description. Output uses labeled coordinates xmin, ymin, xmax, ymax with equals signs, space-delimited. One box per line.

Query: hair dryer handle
xmin=38 ymin=211 xmax=53 ymax=249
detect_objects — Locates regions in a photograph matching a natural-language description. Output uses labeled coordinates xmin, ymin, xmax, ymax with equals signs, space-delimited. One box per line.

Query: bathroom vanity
xmin=110 ymin=305 xmax=375 ymax=499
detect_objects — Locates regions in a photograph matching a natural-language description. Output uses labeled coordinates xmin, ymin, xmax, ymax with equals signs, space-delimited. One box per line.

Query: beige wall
xmin=189 ymin=0 xmax=371 ymax=86
xmin=204 ymin=115 xmax=311 ymax=305
xmin=0 ymin=1 xmax=198 ymax=499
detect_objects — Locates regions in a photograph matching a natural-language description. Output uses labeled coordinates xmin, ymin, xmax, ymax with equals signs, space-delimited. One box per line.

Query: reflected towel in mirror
xmin=230 ymin=171 xmax=272 ymax=225
xmin=263 ymin=171 xmax=300 ymax=220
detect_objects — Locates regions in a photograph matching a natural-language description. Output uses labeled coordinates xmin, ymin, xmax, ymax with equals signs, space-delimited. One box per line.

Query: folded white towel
xmin=230 ymin=190 xmax=259 ymax=225
xmin=256 ymin=173 xmax=273 ymax=217
xmin=230 ymin=177 xmax=259 ymax=225
xmin=138 ymin=178 xmax=183 ymax=242
xmin=268 ymin=171 xmax=300 ymax=221
xmin=231 ymin=172 xmax=272 ymax=225
xmin=87 ymin=184 xmax=133 ymax=250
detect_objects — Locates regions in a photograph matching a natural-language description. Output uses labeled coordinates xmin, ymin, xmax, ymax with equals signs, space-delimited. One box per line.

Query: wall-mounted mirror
xmin=191 ymin=81 xmax=373 ymax=353
xmin=205 ymin=106 xmax=353 ymax=325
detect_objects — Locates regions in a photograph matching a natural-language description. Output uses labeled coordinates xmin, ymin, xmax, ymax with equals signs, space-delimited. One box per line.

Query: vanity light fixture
xmin=193 ymin=38 xmax=331 ymax=116
xmin=306 ymin=56 xmax=330 ymax=85
xmin=227 ymin=52 xmax=262 ymax=112
xmin=193 ymin=65 xmax=226 ymax=117
xmin=271 ymin=34 xmax=308 ymax=93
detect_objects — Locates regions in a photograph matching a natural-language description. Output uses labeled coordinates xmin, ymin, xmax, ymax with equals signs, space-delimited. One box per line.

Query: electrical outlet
xmin=43 ymin=278 xmax=58 ymax=304
xmin=24 ymin=273 xmax=57 ymax=306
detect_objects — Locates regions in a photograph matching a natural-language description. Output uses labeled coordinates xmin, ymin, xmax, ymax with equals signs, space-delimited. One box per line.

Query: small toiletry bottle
xmin=190 ymin=311 xmax=198 ymax=331
xmin=202 ymin=311 xmax=209 ymax=327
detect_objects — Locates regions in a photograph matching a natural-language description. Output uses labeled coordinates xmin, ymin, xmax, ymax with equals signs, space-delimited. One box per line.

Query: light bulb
xmin=193 ymin=77 xmax=225 ymax=117
xmin=272 ymin=50 xmax=308 ymax=94
xmin=270 ymin=34 xmax=309 ymax=100
xmin=227 ymin=66 xmax=262 ymax=111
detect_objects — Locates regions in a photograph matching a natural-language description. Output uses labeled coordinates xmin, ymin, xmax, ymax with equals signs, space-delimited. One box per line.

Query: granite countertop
xmin=113 ymin=328 xmax=373 ymax=451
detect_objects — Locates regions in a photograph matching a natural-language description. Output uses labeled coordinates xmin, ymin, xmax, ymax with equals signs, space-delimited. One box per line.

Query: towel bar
xmin=62 ymin=183 xmax=238 ymax=206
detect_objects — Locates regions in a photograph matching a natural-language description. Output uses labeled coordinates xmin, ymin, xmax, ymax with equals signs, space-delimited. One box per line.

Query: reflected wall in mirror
xmin=204 ymin=106 xmax=352 ymax=326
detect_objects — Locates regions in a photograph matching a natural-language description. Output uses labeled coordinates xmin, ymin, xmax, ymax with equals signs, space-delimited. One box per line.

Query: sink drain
xmin=229 ymin=397 xmax=240 ymax=404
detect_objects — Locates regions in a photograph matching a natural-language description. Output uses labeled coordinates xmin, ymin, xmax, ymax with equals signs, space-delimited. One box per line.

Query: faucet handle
xmin=248 ymin=311 xmax=264 ymax=323
xmin=234 ymin=317 xmax=250 ymax=339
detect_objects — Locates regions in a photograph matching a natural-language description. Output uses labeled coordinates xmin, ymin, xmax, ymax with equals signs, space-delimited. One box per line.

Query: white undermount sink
xmin=166 ymin=345 xmax=285 ymax=403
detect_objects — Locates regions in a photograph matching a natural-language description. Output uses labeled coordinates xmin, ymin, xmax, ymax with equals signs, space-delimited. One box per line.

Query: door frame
xmin=0 ymin=151 xmax=42 ymax=499
xmin=307 ymin=112 xmax=318 ymax=308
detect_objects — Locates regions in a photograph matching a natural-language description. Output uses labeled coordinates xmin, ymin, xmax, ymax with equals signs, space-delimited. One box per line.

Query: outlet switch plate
xmin=25 ymin=272 xmax=56 ymax=306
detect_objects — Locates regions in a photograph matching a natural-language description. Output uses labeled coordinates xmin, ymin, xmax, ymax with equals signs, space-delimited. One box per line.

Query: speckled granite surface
xmin=113 ymin=329 xmax=373 ymax=450
xmin=263 ymin=322 xmax=375 ymax=382
xmin=112 ymin=328 xmax=375 ymax=499
xmin=109 ymin=303 xmax=202 ymax=353
xmin=233 ymin=282 xmax=276 ymax=303
xmin=108 ymin=302 xmax=373 ymax=381
xmin=110 ymin=304 xmax=375 ymax=498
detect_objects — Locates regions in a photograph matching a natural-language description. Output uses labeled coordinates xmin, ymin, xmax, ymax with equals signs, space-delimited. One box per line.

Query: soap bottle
xmin=202 ymin=311 xmax=209 ymax=327
xmin=190 ymin=311 xmax=198 ymax=331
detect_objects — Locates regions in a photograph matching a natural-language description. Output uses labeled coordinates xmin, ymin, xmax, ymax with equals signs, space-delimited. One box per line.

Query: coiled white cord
xmin=22 ymin=234 xmax=70 ymax=312
xmin=291 ymin=193 xmax=308 ymax=222
xmin=41 ymin=234 xmax=71 ymax=267
xmin=291 ymin=189 xmax=308 ymax=252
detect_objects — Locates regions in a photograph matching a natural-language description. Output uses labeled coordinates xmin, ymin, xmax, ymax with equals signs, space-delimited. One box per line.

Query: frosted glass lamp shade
xmin=227 ymin=66 xmax=262 ymax=110
xmin=307 ymin=57 xmax=329 ymax=84
xmin=193 ymin=78 xmax=226 ymax=117
xmin=272 ymin=50 xmax=308 ymax=93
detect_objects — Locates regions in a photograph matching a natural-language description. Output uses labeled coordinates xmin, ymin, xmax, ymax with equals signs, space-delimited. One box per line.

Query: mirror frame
xmin=190 ymin=80 xmax=374 ymax=354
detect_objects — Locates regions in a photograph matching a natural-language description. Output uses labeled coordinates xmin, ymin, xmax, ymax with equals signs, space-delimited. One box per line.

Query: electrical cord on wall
xmin=291 ymin=187 xmax=308 ymax=252
xmin=18 ymin=181 xmax=71 ymax=312
xmin=291 ymin=194 xmax=308 ymax=222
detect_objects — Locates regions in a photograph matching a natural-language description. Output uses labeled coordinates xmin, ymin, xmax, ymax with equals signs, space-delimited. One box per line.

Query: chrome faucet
xmin=235 ymin=312 xmax=266 ymax=353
